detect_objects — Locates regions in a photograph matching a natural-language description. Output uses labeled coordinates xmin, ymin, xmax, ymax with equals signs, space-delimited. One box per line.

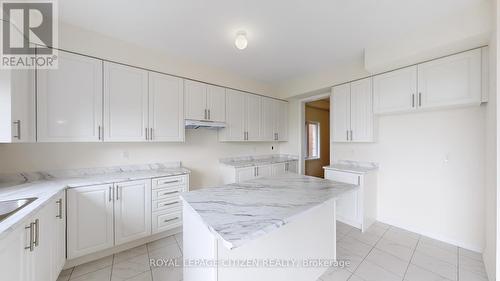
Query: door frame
xmin=298 ymin=92 xmax=331 ymax=175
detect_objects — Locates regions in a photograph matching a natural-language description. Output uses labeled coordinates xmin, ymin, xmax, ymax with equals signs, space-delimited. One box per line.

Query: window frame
xmin=305 ymin=121 xmax=320 ymax=160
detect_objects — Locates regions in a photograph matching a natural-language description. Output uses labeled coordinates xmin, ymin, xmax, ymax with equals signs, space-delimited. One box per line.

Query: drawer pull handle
xmin=163 ymin=201 xmax=179 ymax=207
xmin=164 ymin=217 xmax=179 ymax=223
xmin=160 ymin=180 xmax=180 ymax=185
xmin=163 ymin=191 xmax=179 ymax=195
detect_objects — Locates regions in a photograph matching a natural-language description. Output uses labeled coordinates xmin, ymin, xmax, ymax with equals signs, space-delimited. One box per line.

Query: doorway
xmin=303 ymin=97 xmax=330 ymax=178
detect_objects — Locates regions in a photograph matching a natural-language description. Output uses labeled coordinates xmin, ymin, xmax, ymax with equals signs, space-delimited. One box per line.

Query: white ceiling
xmin=59 ymin=0 xmax=487 ymax=84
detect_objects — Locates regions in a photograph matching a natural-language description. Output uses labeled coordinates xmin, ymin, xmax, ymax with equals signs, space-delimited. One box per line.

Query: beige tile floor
xmin=57 ymin=222 xmax=489 ymax=281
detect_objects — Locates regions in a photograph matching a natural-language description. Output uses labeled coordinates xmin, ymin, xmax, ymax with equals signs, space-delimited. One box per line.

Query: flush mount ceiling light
xmin=234 ymin=31 xmax=248 ymax=50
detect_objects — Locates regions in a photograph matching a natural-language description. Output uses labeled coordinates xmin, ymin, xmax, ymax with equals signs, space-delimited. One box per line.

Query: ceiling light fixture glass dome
xmin=235 ymin=31 xmax=248 ymax=50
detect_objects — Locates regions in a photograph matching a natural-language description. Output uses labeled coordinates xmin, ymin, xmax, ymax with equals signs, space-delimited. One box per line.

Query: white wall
xmin=0 ymin=22 xmax=280 ymax=189
xmin=333 ymin=107 xmax=486 ymax=251
xmin=483 ymin=0 xmax=499 ymax=279
xmin=0 ymin=130 xmax=278 ymax=189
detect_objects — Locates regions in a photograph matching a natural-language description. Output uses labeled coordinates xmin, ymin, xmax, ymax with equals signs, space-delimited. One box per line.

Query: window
xmin=306 ymin=121 xmax=320 ymax=159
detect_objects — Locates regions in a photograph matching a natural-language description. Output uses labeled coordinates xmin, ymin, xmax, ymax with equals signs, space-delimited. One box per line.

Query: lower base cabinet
xmin=0 ymin=191 xmax=66 ymax=281
xmin=324 ymin=169 xmax=377 ymax=232
xmin=223 ymin=160 xmax=299 ymax=184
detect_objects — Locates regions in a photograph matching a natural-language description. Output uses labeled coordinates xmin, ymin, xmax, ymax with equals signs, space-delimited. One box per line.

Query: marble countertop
xmin=0 ymin=163 xmax=190 ymax=240
xmin=180 ymin=173 xmax=356 ymax=250
xmin=323 ymin=160 xmax=379 ymax=174
xmin=219 ymin=154 xmax=298 ymax=168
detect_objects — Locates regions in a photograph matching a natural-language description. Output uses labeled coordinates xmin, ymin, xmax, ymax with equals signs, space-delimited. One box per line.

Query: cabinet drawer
xmin=152 ymin=211 xmax=182 ymax=234
xmin=152 ymin=198 xmax=181 ymax=213
xmin=152 ymin=185 xmax=184 ymax=200
xmin=152 ymin=175 xmax=187 ymax=189
xmin=324 ymin=170 xmax=360 ymax=185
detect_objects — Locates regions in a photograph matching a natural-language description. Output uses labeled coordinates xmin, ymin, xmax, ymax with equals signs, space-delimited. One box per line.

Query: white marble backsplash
xmin=181 ymin=173 xmax=356 ymax=250
xmin=219 ymin=154 xmax=299 ymax=167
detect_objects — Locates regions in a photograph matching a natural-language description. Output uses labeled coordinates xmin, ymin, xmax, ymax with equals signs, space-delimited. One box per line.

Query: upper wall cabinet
xmin=37 ymin=51 xmax=103 ymax=142
xmin=219 ymin=89 xmax=246 ymax=141
xmin=261 ymin=97 xmax=276 ymax=141
xmin=104 ymin=62 xmax=149 ymax=142
xmin=149 ymin=72 xmax=184 ymax=142
xmin=0 ymin=68 xmax=35 ymax=143
xmin=373 ymin=49 xmax=482 ymax=114
xmin=274 ymin=100 xmax=288 ymax=141
xmin=245 ymin=94 xmax=262 ymax=141
xmin=185 ymin=80 xmax=226 ymax=122
xmin=331 ymin=78 xmax=374 ymax=143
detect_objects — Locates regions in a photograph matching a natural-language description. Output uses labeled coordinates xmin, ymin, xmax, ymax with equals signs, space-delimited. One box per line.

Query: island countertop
xmin=180 ymin=173 xmax=356 ymax=250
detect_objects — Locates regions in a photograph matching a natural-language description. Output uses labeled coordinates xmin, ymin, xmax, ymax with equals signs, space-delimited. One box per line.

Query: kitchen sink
xmin=0 ymin=198 xmax=37 ymax=223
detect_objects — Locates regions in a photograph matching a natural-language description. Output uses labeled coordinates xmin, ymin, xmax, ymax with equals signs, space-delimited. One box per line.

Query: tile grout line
xmin=457 ymin=247 xmax=460 ymax=281
xmin=402 ymin=235 xmax=421 ymax=281
xmin=349 ymin=225 xmax=392 ymax=280
xmin=109 ymin=254 xmax=115 ymax=281
xmin=147 ymin=241 xmax=155 ymax=281
xmin=67 ymin=267 xmax=75 ymax=280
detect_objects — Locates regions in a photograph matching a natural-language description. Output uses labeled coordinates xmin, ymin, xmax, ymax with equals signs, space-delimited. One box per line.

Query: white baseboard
xmin=63 ymin=227 xmax=182 ymax=269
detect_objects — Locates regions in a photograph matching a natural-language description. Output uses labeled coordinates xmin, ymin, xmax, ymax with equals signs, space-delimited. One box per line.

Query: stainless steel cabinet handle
xmin=160 ymin=180 xmax=179 ymax=185
xmin=145 ymin=128 xmax=149 ymax=140
xmin=204 ymin=109 xmax=207 ymax=120
xmin=25 ymin=223 xmax=34 ymax=251
xmin=163 ymin=201 xmax=179 ymax=207
xmin=56 ymin=199 xmax=63 ymax=219
xmin=208 ymin=109 xmax=211 ymax=120
xmin=116 ymin=186 xmax=120 ymax=200
xmin=350 ymin=130 xmax=353 ymax=141
xmin=163 ymin=191 xmax=179 ymax=196
xmin=98 ymin=125 xmax=101 ymax=140
xmin=33 ymin=219 xmax=39 ymax=247
xmin=164 ymin=217 xmax=179 ymax=223
xmin=150 ymin=128 xmax=153 ymax=140
xmin=412 ymin=94 xmax=415 ymax=108
xmin=13 ymin=120 xmax=21 ymax=139
xmin=418 ymin=92 xmax=422 ymax=107
xmin=346 ymin=130 xmax=349 ymax=141
xmin=109 ymin=186 xmax=112 ymax=202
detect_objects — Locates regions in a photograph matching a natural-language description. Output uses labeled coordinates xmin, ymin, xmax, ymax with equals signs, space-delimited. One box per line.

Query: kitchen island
xmin=180 ymin=174 xmax=356 ymax=281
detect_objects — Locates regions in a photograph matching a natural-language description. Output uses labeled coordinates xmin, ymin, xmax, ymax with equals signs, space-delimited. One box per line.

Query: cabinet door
xmin=331 ymin=84 xmax=351 ymax=142
xmin=286 ymin=161 xmax=298 ymax=173
xmin=220 ymin=89 xmax=245 ymax=141
xmin=257 ymin=165 xmax=272 ymax=178
xmin=37 ymin=51 xmax=103 ymax=142
xmin=10 ymin=69 xmax=35 ymax=142
xmin=149 ymin=72 xmax=185 ymax=142
xmin=114 ymin=180 xmax=152 ymax=245
xmin=0 ymin=222 xmax=28 ymax=281
xmin=245 ymin=94 xmax=261 ymax=141
xmin=184 ymin=80 xmax=207 ymax=120
xmin=350 ymin=78 xmax=374 ymax=142
xmin=373 ymin=66 xmax=417 ymax=114
xmin=31 ymin=199 xmax=55 ymax=281
xmin=104 ymin=62 xmax=148 ymax=142
xmin=336 ymin=190 xmax=360 ymax=226
xmin=67 ymin=184 xmax=114 ymax=259
xmin=207 ymin=85 xmax=226 ymax=122
xmin=236 ymin=167 xmax=256 ymax=182
xmin=52 ymin=192 xmax=66 ymax=276
xmin=418 ymin=49 xmax=481 ymax=109
xmin=275 ymin=100 xmax=288 ymax=141
xmin=272 ymin=163 xmax=286 ymax=176
xmin=260 ymin=97 xmax=276 ymax=141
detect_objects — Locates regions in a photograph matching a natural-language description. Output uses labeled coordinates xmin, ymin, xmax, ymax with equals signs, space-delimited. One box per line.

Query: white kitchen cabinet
xmin=185 ymin=80 xmax=226 ymax=122
xmin=0 ymin=219 xmax=29 ymax=281
xmin=324 ymin=168 xmax=377 ymax=232
xmin=286 ymin=160 xmax=298 ymax=173
xmin=114 ymin=180 xmax=152 ymax=245
xmin=149 ymin=72 xmax=185 ymax=142
xmin=332 ymin=78 xmax=374 ymax=143
xmin=0 ymin=68 xmax=35 ymax=143
xmin=272 ymin=163 xmax=286 ymax=176
xmin=261 ymin=97 xmax=276 ymax=141
xmin=219 ymin=89 xmax=246 ymax=141
xmin=418 ymin=49 xmax=481 ymax=110
xmin=67 ymin=184 xmax=114 ymax=259
xmin=104 ymin=62 xmax=149 ymax=142
xmin=235 ymin=167 xmax=256 ymax=182
xmin=37 ymin=51 xmax=103 ymax=142
xmin=51 ymin=192 xmax=66 ymax=278
xmin=245 ymin=94 xmax=262 ymax=141
xmin=151 ymin=175 xmax=189 ymax=234
xmin=374 ymin=49 xmax=483 ymax=115
xmin=257 ymin=165 xmax=272 ymax=178
xmin=207 ymin=85 xmax=226 ymax=122
xmin=222 ymin=160 xmax=298 ymax=184
xmin=274 ymin=100 xmax=288 ymax=141
xmin=373 ymin=66 xmax=417 ymax=114
xmin=331 ymin=83 xmax=351 ymax=142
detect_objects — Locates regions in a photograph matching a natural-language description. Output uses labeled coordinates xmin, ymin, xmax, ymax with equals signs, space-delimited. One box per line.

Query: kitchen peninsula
xmin=181 ymin=173 xmax=356 ymax=281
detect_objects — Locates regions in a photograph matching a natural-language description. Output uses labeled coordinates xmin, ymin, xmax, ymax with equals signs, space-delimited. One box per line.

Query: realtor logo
xmin=1 ymin=0 xmax=58 ymax=69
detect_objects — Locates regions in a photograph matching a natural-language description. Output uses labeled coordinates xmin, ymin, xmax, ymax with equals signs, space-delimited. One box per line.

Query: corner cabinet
xmin=373 ymin=49 xmax=482 ymax=114
xmin=331 ymin=77 xmax=374 ymax=143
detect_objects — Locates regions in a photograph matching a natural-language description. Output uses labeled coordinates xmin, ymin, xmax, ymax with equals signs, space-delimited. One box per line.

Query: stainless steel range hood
xmin=185 ymin=119 xmax=226 ymax=129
